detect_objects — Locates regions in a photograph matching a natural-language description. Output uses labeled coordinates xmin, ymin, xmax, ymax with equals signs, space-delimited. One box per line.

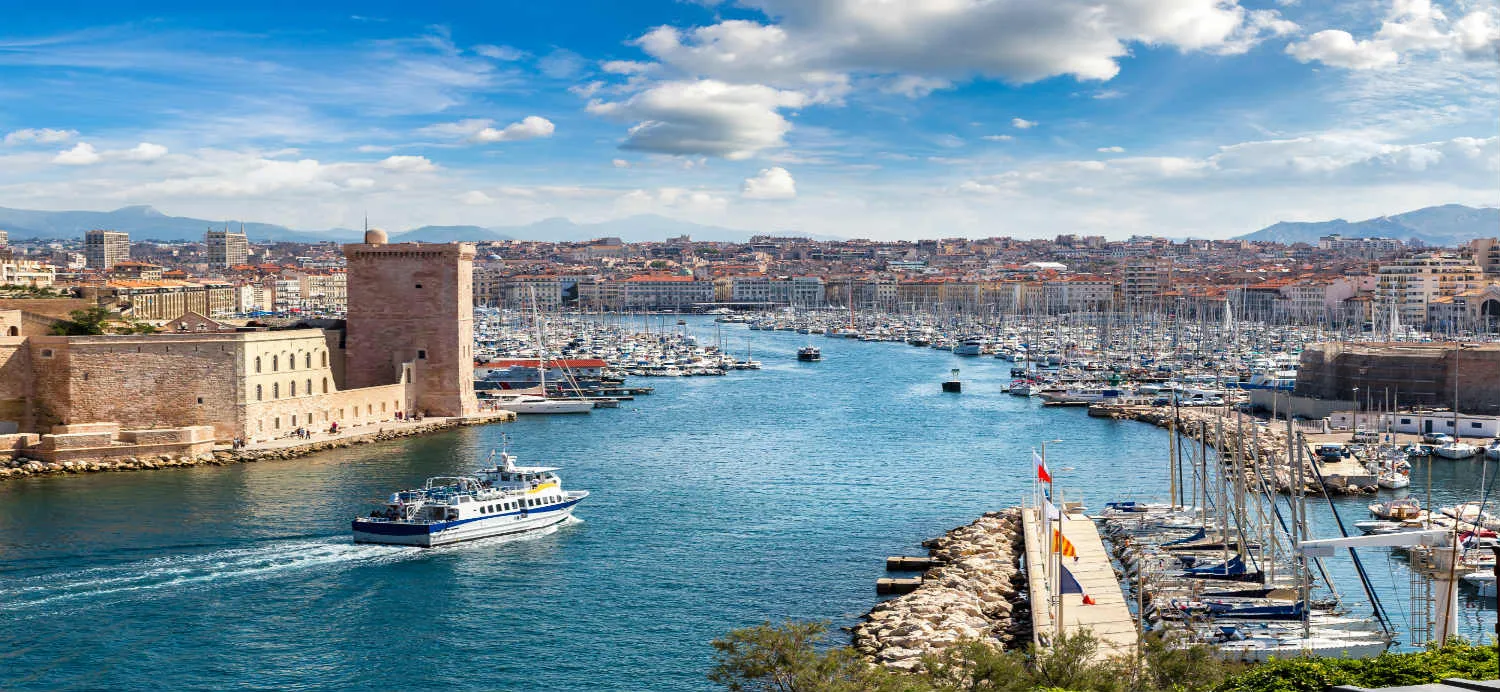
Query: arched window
xmin=321 ymin=351 xmax=327 ymax=367
xmin=291 ymin=380 xmax=297 ymax=396
xmin=305 ymin=353 xmax=311 ymax=369
xmin=255 ymin=356 xmax=262 ymax=373
xmin=256 ymin=384 xmax=262 ymax=401
xmin=273 ymin=383 xmax=279 ymax=398
xmin=7 ymin=326 xmax=17 ymax=336
xmin=272 ymin=355 xmax=278 ymax=371
xmin=322 ymin=378 xmax=329 ymax=394
xmin=287 ymin=353 xmax=295 ymax=370
xmin=306 ymin=379 xmax=312 ymax=395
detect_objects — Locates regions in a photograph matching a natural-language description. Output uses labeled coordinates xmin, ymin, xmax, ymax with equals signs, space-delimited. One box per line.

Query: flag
xmin=1043 ymin=498 xmax=1061 ymax=521
xmin=1034 ymin=449 xmax=1052 ymax=483
xmin=1059 ymin=564 xmax=1098 ymax=605
xmin=1052 ymin=530 xmax=1077 ymax=560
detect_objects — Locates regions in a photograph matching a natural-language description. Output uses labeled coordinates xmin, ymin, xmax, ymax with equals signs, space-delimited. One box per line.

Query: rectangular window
xmin=1473 ymin=422 xmax=1484 ymax=429
xmin=1401 ymin=418 xmax=1411 ymax=424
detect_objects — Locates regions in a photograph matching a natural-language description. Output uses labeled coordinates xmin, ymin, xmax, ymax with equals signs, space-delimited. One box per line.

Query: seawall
xmin=0 ymin=412 xmax=515 ymax=481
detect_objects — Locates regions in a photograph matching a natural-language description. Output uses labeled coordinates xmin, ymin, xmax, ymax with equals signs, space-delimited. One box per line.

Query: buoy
xmin=942 ymin=368 xmax=961 ymax=393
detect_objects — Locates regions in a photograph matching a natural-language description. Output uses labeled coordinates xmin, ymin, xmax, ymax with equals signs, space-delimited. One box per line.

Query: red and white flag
xmin=1034 ymin=449 xmax=1052 ymax=483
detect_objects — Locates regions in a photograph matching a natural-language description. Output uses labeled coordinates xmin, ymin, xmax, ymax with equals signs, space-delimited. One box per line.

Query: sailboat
xmin=490 ymin=290 xmax=594 ymax=415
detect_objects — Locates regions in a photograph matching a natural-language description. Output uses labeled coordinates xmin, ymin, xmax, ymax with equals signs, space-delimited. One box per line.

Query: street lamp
xmin=1352 ymin=386 xmax=1361 ymax=432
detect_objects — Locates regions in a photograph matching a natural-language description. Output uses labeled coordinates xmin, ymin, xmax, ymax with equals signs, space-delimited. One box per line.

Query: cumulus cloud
xmin=1287 ymin=30 xmax=1400 ymax=69
xmin=1288 ymin=0 xmax=1499 ymax=69
xmin=53 ymin=142 xmax=100 ymax=165
xmin=1098 ymin=146 xmax=1126 ymax=153
xmin=125 ymin=142 xmax=169 ymax=161
xmin=1012 ymin=118 xmax=1037 ymax=129
xmin=602 ymin=60 xmax=654 ymax=75
xmin=459 ymin=190 xmax=495 ymax=205
xmin=379 ymin=155 xmax=437 ymax=173
xmin=472 ymin=116 xmax=555 ymax=143
xmin=633 ymin=0 xmax=1290 ymax=87
xmin=5 ymin=128 xmax=77 ymax=145
xmin=741 ymin=166 xmax=797 ymax=199
xmin=587 ymin=79 xmax=808 ymax=159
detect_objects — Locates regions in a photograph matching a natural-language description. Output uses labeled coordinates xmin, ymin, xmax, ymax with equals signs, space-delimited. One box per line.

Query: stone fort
xmin=0 ymin=231 xmax=480 ymax=457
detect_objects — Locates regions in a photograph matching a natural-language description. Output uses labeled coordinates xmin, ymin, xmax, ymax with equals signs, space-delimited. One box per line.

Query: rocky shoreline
xmin=0 ymin=414 xmax=513 ymax=482
xmin=852 ymin=508 xmax=1030 ymax=672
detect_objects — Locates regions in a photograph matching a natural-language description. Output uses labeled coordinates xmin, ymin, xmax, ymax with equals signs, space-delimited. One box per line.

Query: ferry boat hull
xmin=353 ymin=494 xmax=586 ymax=547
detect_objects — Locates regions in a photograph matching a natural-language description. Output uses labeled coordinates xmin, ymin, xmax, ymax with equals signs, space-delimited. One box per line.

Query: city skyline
xmin=0 ymin=1 xmax=1495 ymax=240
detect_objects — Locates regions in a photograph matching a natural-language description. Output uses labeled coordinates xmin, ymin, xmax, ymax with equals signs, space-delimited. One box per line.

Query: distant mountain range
xmin=0 ymin=205 xmax=828 ymax=244
xmin=1 ymin=202 xmax=1492 ymax=246
xmin=1237 ymin=204 xmax=1498 ymax=246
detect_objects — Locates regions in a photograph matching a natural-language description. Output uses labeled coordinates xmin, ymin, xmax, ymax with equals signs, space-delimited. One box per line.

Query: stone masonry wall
xmin=343 ymin=241 xmax=477 ymax=417
xmin=30 ymin=335 xmax=243 ymax=438
xmin=0 ymin=336 xmax=33 ymax=432
xmin=243 ymin=381 xmax=410 ymax=443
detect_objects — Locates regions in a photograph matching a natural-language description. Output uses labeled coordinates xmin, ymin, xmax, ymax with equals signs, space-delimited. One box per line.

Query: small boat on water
xmin=1435 ymin=441 xmax=1481 ymax=459
xmin=487 ymin=393 xmax=595 ymax=414
xmin=1368 ymin=497 xmax=1422 ymax=520
xmin=352 ymin=450 xmax=589 ymax=547
xmin=797 ymin=346 xmax=822 ymax=362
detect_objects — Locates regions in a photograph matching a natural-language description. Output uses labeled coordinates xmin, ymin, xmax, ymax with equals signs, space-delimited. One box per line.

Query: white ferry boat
xmin=352 ymin=451 xmax=589 ymax=547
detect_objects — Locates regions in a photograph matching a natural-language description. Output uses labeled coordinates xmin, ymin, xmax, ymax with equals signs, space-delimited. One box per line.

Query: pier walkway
xmin=1022 ymin=506 xmax=1138 ymax=660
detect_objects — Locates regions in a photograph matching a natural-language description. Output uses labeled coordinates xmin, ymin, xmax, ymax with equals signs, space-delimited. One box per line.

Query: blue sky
xmin=0 ymin=0 xmax=1495 ymax=239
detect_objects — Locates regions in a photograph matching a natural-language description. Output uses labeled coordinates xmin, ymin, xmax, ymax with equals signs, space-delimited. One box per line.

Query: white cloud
xmin=474 ymin=44 xmax=525 ymax=61
xmin=5 ymin=128 xmax=77 ymax=145
xmin=1012 ymin=118 xmax=1037 ymax=129
xmin=602 ymin=60 xmax=654 ymax=75
xmin=1288 ymin=0 xmax=1499 ymax=69
xmin=633 ymin=0 xmax=1291 ymax=85
xmin=612 ymin=158 xmax=631 ymax=168
xmin=379 ymin=155 xmax=437 ymax=173
xmin=538 ymin=49 xmax=587 ymax=79
xmin=345 ymin=177 xmax=376 ymax=190
xmin=586 ymin=79 xmax=808 ymax=159
xmin=880 ymin=75 xmax=952 ymax=98
xmin=459 ymin=190 xmax=495 ymax=205
xmin=125 ymin=142 xmax=168 ymax=161
xmin=982 ymin=134 xmax=1014 ymax=142
xmin=1287 ymin=30 xmax=1400 ymax=69
xmin=472 ymin=116 xmax=556 ymax=143
xmin=616 ymin=187 xmax=729 ymax=214
xmin=1097 ymin=146 xmax=1125 ymax=153
xmin=53 ymin=142 xmax=101 ymax=165
xmin=741 ymin=166 xmax=797 ymax=199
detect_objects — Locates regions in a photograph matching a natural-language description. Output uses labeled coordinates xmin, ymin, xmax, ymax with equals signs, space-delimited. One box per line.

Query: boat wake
xmin=0 ymin=537 xmax=420 ymax=616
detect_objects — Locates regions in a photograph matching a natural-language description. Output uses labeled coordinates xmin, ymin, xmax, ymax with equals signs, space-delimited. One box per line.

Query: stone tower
xmin=343 ymin=229 xmax=478 ymax=417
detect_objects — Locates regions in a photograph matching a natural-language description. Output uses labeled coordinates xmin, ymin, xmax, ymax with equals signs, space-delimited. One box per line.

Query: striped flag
xmin=1052 ymin=529 xmax=1077 ymax=560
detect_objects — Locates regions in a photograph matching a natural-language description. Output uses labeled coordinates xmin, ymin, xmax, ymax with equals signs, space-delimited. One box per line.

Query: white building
xmin=1373 ymin=254 xmax=1486 ymax=326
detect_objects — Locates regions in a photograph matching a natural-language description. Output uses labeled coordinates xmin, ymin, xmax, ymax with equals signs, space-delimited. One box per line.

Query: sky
xmin=0 ymin=0 xmax=1496 ymax=240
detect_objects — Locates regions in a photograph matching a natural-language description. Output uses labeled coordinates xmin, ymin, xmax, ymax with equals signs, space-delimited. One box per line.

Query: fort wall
xmin=1295 ymin=342 xmax=1500 ymax=415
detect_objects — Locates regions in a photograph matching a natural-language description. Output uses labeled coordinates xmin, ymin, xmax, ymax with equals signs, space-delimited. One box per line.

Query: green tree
xmin=709 ymin=620 xmax=907 ymax=692
xmin=49 ymin=306 xmax=112 ymax=335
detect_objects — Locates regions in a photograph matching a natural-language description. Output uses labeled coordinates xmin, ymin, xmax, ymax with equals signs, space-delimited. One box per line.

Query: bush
xmin=711 ymin=621 xmax=1496 ymax=692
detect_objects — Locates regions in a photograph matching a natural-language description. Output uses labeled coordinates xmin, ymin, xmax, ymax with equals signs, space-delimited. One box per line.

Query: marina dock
xmin=1022 ymin=505 xmax=1138 ymax=659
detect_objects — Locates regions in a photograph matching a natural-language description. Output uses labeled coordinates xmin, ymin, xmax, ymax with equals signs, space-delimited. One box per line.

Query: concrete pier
xmin=1021 ymin=505 xmax=1138 ymax=660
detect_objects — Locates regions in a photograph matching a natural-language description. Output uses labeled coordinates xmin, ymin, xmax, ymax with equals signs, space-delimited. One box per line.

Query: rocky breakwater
xmin=852 ymin=508 xmax=1029 ymax=672
xmin=0 ymin=413 xmax=515 ymax=482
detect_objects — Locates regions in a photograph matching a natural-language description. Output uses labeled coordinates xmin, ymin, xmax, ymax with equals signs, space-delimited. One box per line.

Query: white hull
xmin=1435 ymin=444 xmax=1480 ymax=460
xmin=1377 ymin=474 xmax=1410 ymax=489
xmin=492 ymin=397 xmax=594 ymax=414
xmin=354 ymin=505 xmax=578 ymax=547
xmin=1215 ymin=637 xmax=1388 ymax=663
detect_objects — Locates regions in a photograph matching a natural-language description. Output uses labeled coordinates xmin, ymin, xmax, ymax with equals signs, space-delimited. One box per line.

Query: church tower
xmin=343 ymin=229 xmax=478 ymax=417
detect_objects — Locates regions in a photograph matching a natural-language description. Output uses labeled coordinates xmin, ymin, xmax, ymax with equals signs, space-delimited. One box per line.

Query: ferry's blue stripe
xmin=351 ymin=497 xmax=583 ymax=535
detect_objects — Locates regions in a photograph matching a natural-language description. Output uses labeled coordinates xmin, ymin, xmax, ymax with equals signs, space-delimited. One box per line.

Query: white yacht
xmin=488 ymin=393 xmax=594 ymax=414
xmin=1435 ymin=440 xmax=1481 ymax=459
xmin=953 ymin=336 xmax=985 ymax=356
xmin=352 ymin=451 xmax=589 ymax=547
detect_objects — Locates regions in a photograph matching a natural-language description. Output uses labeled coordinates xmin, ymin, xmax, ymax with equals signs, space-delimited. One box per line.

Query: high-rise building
xmin=206 ymin=228 xmax=250 ymax=268
xmin=84 ymin=230 xmax=130 ymax=270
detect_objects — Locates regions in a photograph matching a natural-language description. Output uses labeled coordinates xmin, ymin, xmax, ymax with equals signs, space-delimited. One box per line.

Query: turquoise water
xmin=1 ymin=318 xmax=1494 ymax=690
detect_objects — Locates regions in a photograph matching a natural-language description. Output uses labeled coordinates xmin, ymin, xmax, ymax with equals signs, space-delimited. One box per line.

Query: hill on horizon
xmin=0 ymin=205 xmax=825 ymax=244
xmin=1237 ymin=204 xmax=1498 ymax=246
